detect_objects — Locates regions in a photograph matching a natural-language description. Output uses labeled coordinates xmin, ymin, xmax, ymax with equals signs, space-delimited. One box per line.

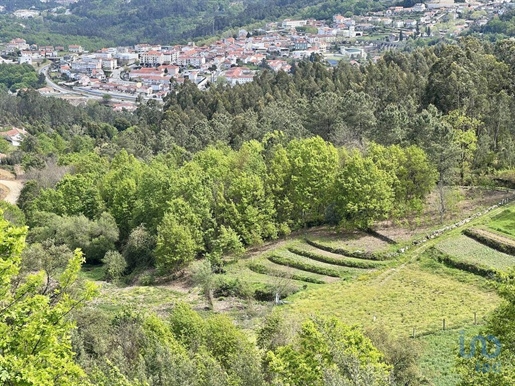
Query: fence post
xmin=443 ymin=318 xmax=446 ymax=331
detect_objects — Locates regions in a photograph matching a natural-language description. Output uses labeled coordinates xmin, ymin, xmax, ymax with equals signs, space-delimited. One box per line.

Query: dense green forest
xmin=0 ymin=63 xmax=45 ymax=91
xmin=2 ymin=37 xmax=515 ymax=384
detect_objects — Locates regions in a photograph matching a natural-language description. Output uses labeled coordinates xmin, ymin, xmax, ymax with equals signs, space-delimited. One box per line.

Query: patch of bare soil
xmin=0 ymin=183 xmax=9 ymax=200
xmin=0 ymin=169 xmax=15 ymax=180
xmin=472 ymin=228 xmax=515 ymax=247
xmin=375 ymin=187 xmax=515 ymax=243
xmin=305 ymin=227 xmax=391 ymax=252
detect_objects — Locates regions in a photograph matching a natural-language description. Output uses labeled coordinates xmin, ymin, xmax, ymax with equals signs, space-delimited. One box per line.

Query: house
xmin=411 ymin=3 xmax=427 ymax=12
xmin=333 ymin=14 xmax=345 ymax=25
xmin=292 ymin=38 xmax=309 ymax=50
xmin=68 ymin=45 xmax=84 ymax=53
xmin=341 ymin=47 xmax=366 ymax=59
xmin=427 ymin=0 xmax=455 ymax=8
xmin=0 ymin=128 xmax=28 ymax=147
xmin=224 ymin=67 xmax=255 ymax=86
xmin=267 ymin=60 xmax=291 ymax=72
xmin=158 ymin=65 xmax=180 ymax=76
xmin=282 ymin=19 xmax=308 ymax=28
xmin=115 ymin=52 xmax=139 ymax=66
xmin=140 ymin=50 xmax=171 ymax=66
xmin=7 ymin=38 xmax=29 ymax=52
xmin=18 ymin=55 xmax=32 ymax=65
xmin=13 ymin=9 xmax=39 ymax=18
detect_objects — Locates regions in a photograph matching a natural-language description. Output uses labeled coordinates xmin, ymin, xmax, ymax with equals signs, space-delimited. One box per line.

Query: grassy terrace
xmin=277 ymin=257 xmax=499 ymax=337
xmin=487 ymin=207 xmax=515 ymax=237
xmin=436 ymin=234 xmax=515 ymax=271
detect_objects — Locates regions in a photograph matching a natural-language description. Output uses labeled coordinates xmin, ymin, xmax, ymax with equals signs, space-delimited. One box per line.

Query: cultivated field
xmin=436 ymin=234 xmax=515 ymax=271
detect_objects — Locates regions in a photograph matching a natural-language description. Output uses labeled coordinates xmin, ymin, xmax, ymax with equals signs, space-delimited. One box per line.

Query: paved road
xmin=0 ymin=179 xmax=23 ymax=205
xmin=38 ymin=64 xmax=155 ymax=103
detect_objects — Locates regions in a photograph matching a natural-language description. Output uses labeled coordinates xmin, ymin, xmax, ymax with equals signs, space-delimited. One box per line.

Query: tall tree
xmin=0 ymin=212 xmax=98 ymax=385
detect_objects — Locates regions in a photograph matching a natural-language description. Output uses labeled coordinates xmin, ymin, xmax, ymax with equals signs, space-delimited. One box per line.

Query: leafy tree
xmin=285 ymin=137 xmax=339 ymax=227
xmin=333 ymin=150 xmax=394 ymax=229
xmin=0 ymin=212 xmax=98 ymax=385
xmin=28 ymin=212 xmax=119 ymax=264
xmin=443 ymin=110 xmax=480 ymax=184
xmin=192 ymin=259 xmax=217 ymax=310
xmin=266 ymin=316 xmax=392 ymax=386
xmin=122 ymin=224 xmax=155 ymax=270
xmin=367 ymin=143 xmax=436 ymax=217
xmin=155 ymin=202 xmax=201 ymax=273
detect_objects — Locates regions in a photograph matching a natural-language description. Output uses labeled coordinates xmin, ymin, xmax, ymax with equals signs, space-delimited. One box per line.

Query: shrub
xmin=102 ymin=250 xmax=127 ymax=282
xmin=213 ymin=277 xmax=253 ymax=299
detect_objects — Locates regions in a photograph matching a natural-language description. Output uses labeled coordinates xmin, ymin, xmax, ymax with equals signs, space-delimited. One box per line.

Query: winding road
xmin=38 ymin=64 xmax=148 ymax=102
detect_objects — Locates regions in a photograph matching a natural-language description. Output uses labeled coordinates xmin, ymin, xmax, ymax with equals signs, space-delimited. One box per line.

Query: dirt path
xmin=0 ymin=179 xmax=23 ymax=204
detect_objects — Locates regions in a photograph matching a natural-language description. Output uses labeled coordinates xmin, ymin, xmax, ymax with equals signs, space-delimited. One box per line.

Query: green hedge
xmin=428 ymin=247 xmax=499 ymax=279
xmin=304 ymin=238 xmax=388 ymax=261
xmin=267 ymin=255 xmax=342 ymax=278
xmin=463 ymin=229 xmax=515 ymax=256
xmin=287 ymin=247 xmax=380 ymax=269
xmin=248 ymin=263 xmax=326 ymax=284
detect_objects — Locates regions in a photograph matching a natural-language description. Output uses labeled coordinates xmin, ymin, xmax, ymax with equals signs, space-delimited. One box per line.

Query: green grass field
xmin=417 ymin=325 xmax=483 ymax=386
xmin=436 ymin=234 xmax=515 ymax=271
xmin=487 ymin=207 xmax=515 ymax=237
xmin=277 ymin=257 xmax=499 ymax=337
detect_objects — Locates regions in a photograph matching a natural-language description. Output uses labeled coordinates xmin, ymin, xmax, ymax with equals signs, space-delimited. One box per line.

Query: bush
xmin=102 ymin=250 xmax=127 ymax=282
xmin=253 ymin=284 xmax=299 ymax=301
xmin=123 ymin=224 xmax=155 ymax=269
xmin=213 ymin=277 xmax=253 ymax=299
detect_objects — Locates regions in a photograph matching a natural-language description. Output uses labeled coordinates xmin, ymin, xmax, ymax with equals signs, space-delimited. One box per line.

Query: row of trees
xmin=18 ymin=137 xmax=435 ymax=273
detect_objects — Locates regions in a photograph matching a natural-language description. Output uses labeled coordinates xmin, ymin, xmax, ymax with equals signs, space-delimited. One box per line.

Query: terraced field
xmin=303 ymin=229 xmax=394 ymax=253
xmin=469 ymin=227 xmax=515 ymax=248
xmin=226 ymin=236 xmax=388 ymax=299
xmin=436 ymin=234 xmax=515 ymax=272
xmin=279 ymin=259 xmax=499 ymax=337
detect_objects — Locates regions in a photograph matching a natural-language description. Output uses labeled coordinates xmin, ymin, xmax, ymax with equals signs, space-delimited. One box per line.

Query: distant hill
xmin=0 ymin=0 xmax=390 ymax=48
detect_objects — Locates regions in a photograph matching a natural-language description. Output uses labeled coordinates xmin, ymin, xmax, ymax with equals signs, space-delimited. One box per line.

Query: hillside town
xmin=1 ymin=0 xmax=513 ymax=104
